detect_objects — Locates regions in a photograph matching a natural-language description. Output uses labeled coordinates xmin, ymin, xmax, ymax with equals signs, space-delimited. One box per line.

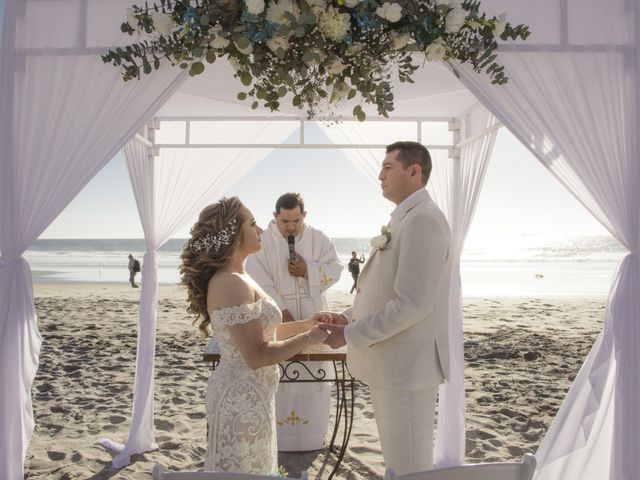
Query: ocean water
xmin=24 ymin=236 xmax=627 ymax=296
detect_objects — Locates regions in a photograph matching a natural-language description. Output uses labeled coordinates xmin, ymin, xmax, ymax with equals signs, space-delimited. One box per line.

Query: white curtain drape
xmin=99 ymin=140 xmax=272 ymax=467
xmin=328 ymin=115 xmax=498 ymax=466
xmin=433 ymin=110 xmax=499 ymax=466
xmin=454 ymin=1 xmax=639 ymax=477
xmin=0 ymin=0 xmax=186 ymax=476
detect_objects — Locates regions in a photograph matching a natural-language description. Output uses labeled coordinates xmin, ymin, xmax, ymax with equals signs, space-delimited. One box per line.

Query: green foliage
xmin=102 ymin=0 xmax=530 ymax=120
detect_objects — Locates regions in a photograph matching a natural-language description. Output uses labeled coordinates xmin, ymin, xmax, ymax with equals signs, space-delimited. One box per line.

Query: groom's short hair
xmin=386 ymin=141 xmax=432 ymax=186
xmin=275 ymin=192 xmax=305 ymax=214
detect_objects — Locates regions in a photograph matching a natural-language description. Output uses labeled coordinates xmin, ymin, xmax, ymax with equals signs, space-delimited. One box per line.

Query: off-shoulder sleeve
xmin=210 ymin=299 xmax=263 ymax=326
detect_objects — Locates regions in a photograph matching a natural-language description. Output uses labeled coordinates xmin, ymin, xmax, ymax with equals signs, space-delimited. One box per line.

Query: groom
xmin=320 ymin=141 xmax=452 ymax=475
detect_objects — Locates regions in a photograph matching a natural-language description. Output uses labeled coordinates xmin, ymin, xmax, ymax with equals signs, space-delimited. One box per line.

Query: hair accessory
xmin=190 ymin=218 xmax=238 ymax=254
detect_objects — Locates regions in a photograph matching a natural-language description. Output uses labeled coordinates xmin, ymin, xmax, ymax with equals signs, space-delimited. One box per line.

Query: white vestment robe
xmin=246 ymin=221 xmax=343 ymax=451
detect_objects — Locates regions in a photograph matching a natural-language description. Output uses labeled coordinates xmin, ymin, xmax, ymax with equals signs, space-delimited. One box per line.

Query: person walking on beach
xmin=246 ymin=192 xmax=343 ymax=452
xmin=348 ymin=251 xmax=365 ymax=294
xmin=321 ymin=141 xmax=452 ymax=476
xmin=127 ymin=254 xmax=140 ymax=288
xmin=180 ymin=197 xmax=331 ymax=474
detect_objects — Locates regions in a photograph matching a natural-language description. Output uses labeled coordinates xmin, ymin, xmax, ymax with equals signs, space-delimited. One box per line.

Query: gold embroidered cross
xmin=278 ymin=410 xmax=309 ymax=426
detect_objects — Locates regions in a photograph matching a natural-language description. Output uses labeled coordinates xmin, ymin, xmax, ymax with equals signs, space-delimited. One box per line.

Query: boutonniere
xmin=370 ymin=226 xmax=391 ymax=251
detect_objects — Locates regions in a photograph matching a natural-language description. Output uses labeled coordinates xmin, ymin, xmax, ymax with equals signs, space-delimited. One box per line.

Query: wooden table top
xmin=202 ymin=345 xmax=347 ymax=362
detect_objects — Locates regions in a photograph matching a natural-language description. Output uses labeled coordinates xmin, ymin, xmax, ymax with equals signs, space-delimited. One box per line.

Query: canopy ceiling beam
xmin=152 ymin=143 xmax=454 ymax=150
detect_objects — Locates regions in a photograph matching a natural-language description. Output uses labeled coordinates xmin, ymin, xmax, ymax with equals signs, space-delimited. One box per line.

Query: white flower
xmin=371 ymin=226 xmax=391 ymax=250
xmin=126 ymin=8 xmax=139 ymax=30
xmin=494 ymin=13 xmax=507 ymax=39
xmin=326 ymin=59 xmax=348 ymax=75
xmin=425 ymin=39 xmax=447 ymax=61
xmin=445 ymin=7 xmax=467 ymax=33
xmin=370 ymin=235 xmax=387 ymax=249
xmin=344 ymin=0 xmax=362 ymax=8
xmin=234 ymin=40 xmax=254 ymax=55
xmin=211 ymin=35 xmax=231 ymax=49
xmin=376 ymin=3 xmax=402 ymax=23
xmin=228 ymin=56 xmax=243 ymax=72
xmin=391 ymin=32 xmax=410 ymax=50
xmin=151 ymin=11 xmax=173 ymax=36
xmin=319 ymin=7 xmax=351 ymax=41
xmin=330 ymin=82 xmax=350 ymax=103
xmin=245 ymin=0 xmax=265 ymax=15
xmin=267 ymin=36 xmax=290 ymax=53
xmin=266 ymin=0 xmax=301 ymax=25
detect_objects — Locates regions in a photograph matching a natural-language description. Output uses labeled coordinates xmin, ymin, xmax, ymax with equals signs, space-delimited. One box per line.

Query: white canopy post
xmin=455 ymin=1 xmax=640 ymax=478
xmin=0 ymin=0 xmax=186 ymax=476
xmin=434 ymin=109 xmax=499 ymax=467
xmin=100 ymin=132 xmax=273 ymax=468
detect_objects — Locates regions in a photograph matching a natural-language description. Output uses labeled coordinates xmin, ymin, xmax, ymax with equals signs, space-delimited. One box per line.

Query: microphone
xmin=287 ymin=235 xmax=296 ymax=261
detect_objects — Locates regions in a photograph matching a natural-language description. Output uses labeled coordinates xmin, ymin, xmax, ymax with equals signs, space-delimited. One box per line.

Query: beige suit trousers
xmin=370 ymin=384 xmax=438 ymax=476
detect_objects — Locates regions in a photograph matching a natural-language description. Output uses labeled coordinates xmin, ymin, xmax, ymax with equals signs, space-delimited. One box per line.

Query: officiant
xmin=246 ymin=192 xmax=343 ymax=451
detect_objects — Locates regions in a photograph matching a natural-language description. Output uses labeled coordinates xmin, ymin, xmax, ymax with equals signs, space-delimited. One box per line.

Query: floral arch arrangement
xmin=103 ymin=0 xmax=529 ymax=120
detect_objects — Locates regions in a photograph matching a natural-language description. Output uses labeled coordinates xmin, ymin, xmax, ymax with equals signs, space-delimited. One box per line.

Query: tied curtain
xmin=0 ymin=0 xmax=186 ymax=477
xmin=325 ymin=112 xmax=499 ymax=466
xmin=455 ymin=0 xmax=640 ymax=477
xmin=99 ymin=139 xmax=272 ymax=467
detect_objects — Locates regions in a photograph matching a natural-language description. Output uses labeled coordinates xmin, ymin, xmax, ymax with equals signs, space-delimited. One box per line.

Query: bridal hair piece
xmin=189 ymin=218 xmax=238 ymax=254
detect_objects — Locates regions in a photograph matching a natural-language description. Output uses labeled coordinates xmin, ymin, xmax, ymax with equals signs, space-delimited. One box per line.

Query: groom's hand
xmin=318 ymin=323 xmax=347 ymax=348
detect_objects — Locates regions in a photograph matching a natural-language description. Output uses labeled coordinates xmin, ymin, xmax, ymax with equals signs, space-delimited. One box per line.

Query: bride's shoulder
xmin=207 ymin=272 xmax=256 ymax=311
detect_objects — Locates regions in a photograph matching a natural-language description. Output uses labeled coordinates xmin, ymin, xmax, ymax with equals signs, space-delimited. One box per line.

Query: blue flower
xmin=241 ymin=10 xmax=261 ymax=23
xmin=353 ymin=12 xmax=377 ymax=32
xmin=183 ymin=6 xmax=199 ymax=25
xmin=244 ymin=18 xmax=280 ymax=43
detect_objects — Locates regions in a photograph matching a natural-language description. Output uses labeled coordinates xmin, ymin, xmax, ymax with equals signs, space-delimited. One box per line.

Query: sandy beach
xmin=24 ymin=283 xmax=604 ymax=479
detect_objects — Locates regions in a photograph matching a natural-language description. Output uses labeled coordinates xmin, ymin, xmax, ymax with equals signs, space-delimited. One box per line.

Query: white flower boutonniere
xmin=370 ymin=226 xmax=391 ymax=251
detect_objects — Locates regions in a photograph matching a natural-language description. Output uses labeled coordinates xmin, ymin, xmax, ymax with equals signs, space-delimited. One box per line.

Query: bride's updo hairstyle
xmin=180 ymin=197 xmax=243 ymax=336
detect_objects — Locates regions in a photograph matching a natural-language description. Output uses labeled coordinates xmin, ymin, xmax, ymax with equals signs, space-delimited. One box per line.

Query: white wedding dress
xmin=204 ymin=297 xmax=281 ymax=474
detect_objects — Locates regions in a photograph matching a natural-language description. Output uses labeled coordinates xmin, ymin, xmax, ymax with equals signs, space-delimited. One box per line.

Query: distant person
xmin=128 ymin=254 xmax=140 ymax=288
xmin=348 ymin=251 xmax=365 ymax=294
xmin=246 ymin=192 xmax=343 ymax=451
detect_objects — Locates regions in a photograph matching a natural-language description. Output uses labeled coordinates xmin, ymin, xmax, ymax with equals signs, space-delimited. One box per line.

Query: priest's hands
xmin=288 ymin=253 xmax=308 ymax=278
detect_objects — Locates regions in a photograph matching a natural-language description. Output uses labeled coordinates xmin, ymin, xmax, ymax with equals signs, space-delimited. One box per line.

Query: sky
xmin=40 ymin=128 xmax=609 ymax=245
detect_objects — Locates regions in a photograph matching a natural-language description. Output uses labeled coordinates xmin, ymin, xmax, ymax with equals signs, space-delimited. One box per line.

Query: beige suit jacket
xmin=344 ymin=189 xmax=452 ymax=391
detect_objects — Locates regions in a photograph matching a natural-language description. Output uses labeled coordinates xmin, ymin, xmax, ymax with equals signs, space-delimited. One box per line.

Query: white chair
xmin=152 ymin=464 xmax=309 ymax=480
xmin=384 ymin=454 xmax=536 ymax=480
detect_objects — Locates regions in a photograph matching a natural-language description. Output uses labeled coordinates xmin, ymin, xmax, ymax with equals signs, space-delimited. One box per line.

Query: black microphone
xmin=287 ymin=235 xmax=296 ymax=261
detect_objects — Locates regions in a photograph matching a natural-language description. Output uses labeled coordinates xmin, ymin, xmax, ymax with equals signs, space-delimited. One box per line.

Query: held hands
xmin=318 ymin=323 xmax=347 ymax=349
xmin=313 ymin=311 xmax=348 ymax=349
xmin=306 ymin=325 xmax=329 ymax=343
xmin=288 ymin=253 xmax=307 ymax=278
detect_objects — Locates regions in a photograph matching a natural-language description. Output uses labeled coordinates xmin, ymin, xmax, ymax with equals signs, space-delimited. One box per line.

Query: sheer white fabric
xmin=455 ymin=1 xmax=640 ymax=477
xmin=0 ymin=0 xmax=185 ymax=477
xmin=434 ymin=110 xmax=498 ymax=467
xmin=99 ymin=139 xmax=272 ymax=467
xmin=206 ymin=297 xmax=281 ymax=473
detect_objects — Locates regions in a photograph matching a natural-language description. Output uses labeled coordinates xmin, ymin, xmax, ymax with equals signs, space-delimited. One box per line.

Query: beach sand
xmin=25 ymin=284 xmax=604 ymax=479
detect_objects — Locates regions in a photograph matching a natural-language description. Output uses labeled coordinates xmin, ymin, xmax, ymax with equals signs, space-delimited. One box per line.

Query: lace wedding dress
xmin=204 ymin=296 xmax=282 ymax=474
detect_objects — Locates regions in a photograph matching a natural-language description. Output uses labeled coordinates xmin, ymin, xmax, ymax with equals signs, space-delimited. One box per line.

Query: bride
xmin=180 ymin=197 xmax=330 ymax=474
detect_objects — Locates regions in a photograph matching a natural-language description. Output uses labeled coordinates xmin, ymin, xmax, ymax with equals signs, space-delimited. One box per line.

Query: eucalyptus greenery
xmin=103 ymin=0 xmax=529 ymax=120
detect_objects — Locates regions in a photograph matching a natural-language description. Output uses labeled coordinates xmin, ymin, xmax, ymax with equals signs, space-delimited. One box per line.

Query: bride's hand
xmin=309 ymin=312 xmax=333 ymax=326
xmin=306 ymin=325 xmax=329 ymax=343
